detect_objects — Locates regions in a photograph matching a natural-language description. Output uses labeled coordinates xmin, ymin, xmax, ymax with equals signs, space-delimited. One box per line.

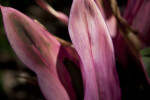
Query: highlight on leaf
xmin=0 ymin=0 xmax=150 ymax=100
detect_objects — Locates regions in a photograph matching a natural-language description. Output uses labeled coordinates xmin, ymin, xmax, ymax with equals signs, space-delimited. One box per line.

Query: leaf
xmin=69 ymin=0 xmax=121 ymax=100
xmin=140 ymin=47 xmax=150 ymax=79
xmin=35 ymin=0 xmax=68 ymax=25
xmin=0 ymin=6 xmax=70 ymax=100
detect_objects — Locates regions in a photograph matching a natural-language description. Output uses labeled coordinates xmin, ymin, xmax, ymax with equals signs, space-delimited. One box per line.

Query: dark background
xmin=2 ymin=0 xmax=146 ymax=100
xmin=0 ymin=0 xmax=73 ymax=100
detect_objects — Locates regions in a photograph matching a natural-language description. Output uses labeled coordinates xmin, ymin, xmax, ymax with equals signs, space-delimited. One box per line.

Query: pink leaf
xmin=131 ymin=0 xmax=150 ymax=46
xmin=0 ymin=6 xmax=71 ymax=100
xmin=124 ymin=0 xmax=143 ymax=24
xmin=69 ymin=0 xmax=121 ymax=100
xmin=95 ymin=0 xmax=117 ymax=38
xmin=35 ymin=0 xmax=69 ymax=25
xmin=123 ymin=0 xmax=150 ymax=46
xmin=57 ymin=45 xmax=84 ymax=100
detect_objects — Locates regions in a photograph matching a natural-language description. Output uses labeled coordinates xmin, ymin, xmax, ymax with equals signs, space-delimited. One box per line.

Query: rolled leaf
xmin=69 ymin=0 xmax=121 ymax=100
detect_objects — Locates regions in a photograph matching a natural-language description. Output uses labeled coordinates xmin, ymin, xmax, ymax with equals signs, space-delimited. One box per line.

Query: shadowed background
xmin=2 ymin=1 xmax=148 ymax=100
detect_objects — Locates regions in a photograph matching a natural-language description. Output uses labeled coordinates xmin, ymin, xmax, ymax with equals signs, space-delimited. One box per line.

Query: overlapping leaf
xmin=69 ymin=0 xmax=121 ymax=100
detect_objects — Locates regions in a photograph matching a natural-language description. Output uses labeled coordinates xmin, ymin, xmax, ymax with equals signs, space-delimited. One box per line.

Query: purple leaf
xmin=131 ymin=0 xmax=150 ymax=46
xmin=124 ymin=0 xmax=143 ymax=24
xmin=123 ymin=0 xmax=150 ymax=46
xmin=57 ymin=45 xmax=84 ymax=100
xmin=112 ymin=0 xmax=150 ymax=98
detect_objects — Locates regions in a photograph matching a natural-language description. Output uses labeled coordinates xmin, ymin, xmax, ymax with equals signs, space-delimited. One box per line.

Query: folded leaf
xmin=1 ymin=6 xmax=72 ymax=100
xmin=57 ymin=45 xmax=84 ymax=100
xmin=69 ymin=0 xmax=121 ymax=100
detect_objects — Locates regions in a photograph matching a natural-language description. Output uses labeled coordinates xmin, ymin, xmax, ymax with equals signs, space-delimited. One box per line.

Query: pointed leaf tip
xmin=1 ymin=6 xmax=61 ymax=73
xmin=1 ymin=6 xmax=71 ymax=100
